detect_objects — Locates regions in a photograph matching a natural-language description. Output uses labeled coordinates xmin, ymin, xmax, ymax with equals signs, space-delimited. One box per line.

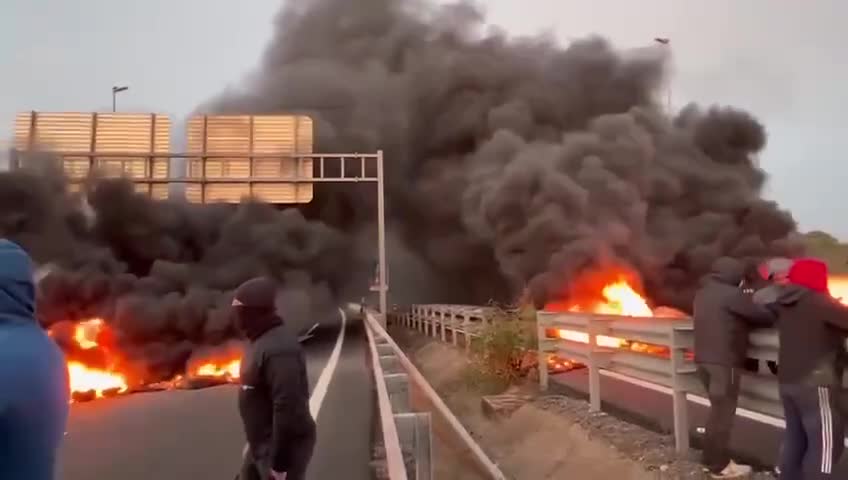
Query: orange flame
xmin=830 ymin=275 xmax=848 ymax=305
xmin=544 ymin=268 xmax=674 ymax=355
xmin=51 ymin=317 xmax=245 ymax=402
xmin=193 ymin=359 xmax=241 ymax=379
xmin=544 ymin=270 xmax=848 ymax=363
xmin=567 ymin=280 xmax=654 ymax=317
xmin=67 ymin=361 xmax=128 ymax=398
xmin=65 ymin=319 xmax=128 ymax=399
xmin=73 ymin=318 xmax=102 ymax=350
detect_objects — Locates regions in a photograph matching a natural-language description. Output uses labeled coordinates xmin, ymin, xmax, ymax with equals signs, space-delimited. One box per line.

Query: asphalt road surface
xmin=551 ymin=369 xmax=848 ymax=476
xmin=57 ymin=307 xmax=374 ymax=480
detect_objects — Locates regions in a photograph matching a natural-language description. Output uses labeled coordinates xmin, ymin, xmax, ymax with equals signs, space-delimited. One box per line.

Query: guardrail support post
xmin=395 ymin=413 xmax=433 ymax=480
xmin=430 ymin=308 xmax=437 ymax=338
xmin=463 ymin=314 xmax=472 ymax=354
xmin=451 ymin=313 xmax=458 ymax=346
xmin=440 ymin=310 xmax=446 ymax=342
xmin=670 ymin=328 xmax=691 ymax=454
xmin=588 ymin=319 xmax=602 ymax=412
xmin=537 ymin=316 xmax=549 ymax=391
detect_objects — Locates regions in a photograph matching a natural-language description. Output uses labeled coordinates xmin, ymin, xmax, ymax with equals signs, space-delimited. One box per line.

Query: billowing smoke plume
xmin=2 ymin=0 xmax=801 ymax=377
xmin=201 ymin=0 xmax=800 ymax=307
xmin=0 ymin=156 xmax=363 ymax=380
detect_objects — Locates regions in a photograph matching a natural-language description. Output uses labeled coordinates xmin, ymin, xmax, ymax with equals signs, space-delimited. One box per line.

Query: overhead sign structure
xmin=184 ymin=114 xmax=314 ymax=204
xmin=10 ymin=111 xmax=390 ymax=318
xmin=13 ymin=111 xmax=172 ymax=198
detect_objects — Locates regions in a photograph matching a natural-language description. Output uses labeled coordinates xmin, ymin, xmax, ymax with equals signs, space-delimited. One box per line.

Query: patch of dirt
xmin=393 ymin=329 xmax=777 ymax=480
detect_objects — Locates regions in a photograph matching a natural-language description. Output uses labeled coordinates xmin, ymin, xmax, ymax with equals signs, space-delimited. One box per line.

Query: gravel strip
xmin=534 ymin=394 xmax=777 ymax=479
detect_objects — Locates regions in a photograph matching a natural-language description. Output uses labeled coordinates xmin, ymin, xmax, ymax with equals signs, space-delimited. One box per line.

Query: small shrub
xmin=467 ymin=307 xmax=537 ymax=387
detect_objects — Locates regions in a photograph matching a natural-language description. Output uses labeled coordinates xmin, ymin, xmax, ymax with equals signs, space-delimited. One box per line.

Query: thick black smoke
xmin=0 ymin=156 xmax=362 ymax=381
xmin=2 ymin=0 xmax=802 ymax=378
xmin=202 ymin=0 xmax=800 ymax=308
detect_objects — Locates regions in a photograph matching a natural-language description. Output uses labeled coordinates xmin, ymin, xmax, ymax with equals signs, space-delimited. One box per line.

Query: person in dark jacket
xmin=693 ymin=256 xmax=776 ymax=478
xmin=763 ymin=258 xmax=847 ymax=479
xmin=234 ymin=277 xmax=316 ymax=480
xmin=0 ymin=239 xmax=70 ymax=480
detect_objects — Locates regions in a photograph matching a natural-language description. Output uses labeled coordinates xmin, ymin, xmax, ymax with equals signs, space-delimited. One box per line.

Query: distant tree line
xmin=803 ymin=231 xmax=848 ymax=274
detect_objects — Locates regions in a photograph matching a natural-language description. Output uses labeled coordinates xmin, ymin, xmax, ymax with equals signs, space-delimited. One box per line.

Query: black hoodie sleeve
xmin=726 ymin=290 xmax=776 ymax=325
xmin=263 ymin=351 xmax=303 ymax=473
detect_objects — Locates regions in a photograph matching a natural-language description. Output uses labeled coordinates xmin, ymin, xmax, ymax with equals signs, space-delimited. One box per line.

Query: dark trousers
xmin=779 ymin=384 xmax=845 ymax=479
xmin=697 ymin=363 xmax=741 ymax=473
xmin=238 ymin=434 xmax=316 ymax=480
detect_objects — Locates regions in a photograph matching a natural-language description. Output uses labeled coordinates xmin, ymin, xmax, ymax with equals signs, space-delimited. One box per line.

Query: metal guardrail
xmin=537 ymin=310 xmax=848 ymax=453
xmin=399 ymin=305 xmax=848 ymax=455
xmin=537 ymin=310 xmax=696 ymax=453
xmin=365 ymin=307 xmax=507 ymax=480
xmin=364 ymin=309 xmax=420 ymax=480
xmin=397 ymin=305 xmax=493 ymax=353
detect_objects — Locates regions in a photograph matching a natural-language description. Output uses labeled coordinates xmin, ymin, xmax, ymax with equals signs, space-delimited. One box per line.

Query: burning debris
xmin=62 ymin=319 xmax=128 ymax=401
xmin=541 ymin=265 xmax=848 ymax=372
xmin=542 ymin=266 xmax=683 ymax=360
xmin=0 ymin=0 xmax=823 ymax=397
xmin=48 ymin=316 xmax=246 ymax=402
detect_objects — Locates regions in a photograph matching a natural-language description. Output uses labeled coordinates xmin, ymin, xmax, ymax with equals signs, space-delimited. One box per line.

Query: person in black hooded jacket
xmin=693 ymin=256 xmax=776 ymax=478
xmin=233 ymin=277 xmax=316 ymax=480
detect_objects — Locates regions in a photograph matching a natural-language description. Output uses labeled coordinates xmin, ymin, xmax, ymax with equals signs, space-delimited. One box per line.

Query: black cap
xmin=233 ymin=277 xmax=278 ymax=310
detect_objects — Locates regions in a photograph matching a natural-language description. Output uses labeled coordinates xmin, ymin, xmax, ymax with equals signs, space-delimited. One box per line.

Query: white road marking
xmin=309 ymin=307 xmax=347 ymax=419
xmin=597 ymin=370 xmax=848 ymax=447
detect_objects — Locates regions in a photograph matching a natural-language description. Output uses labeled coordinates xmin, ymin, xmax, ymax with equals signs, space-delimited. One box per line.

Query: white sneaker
xmin=710 ymin=460 xmax=752 ymax=479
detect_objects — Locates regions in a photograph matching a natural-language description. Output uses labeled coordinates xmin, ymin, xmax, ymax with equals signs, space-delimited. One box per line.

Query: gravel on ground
xmin=391 ymin=326 xmax=777 ymax=480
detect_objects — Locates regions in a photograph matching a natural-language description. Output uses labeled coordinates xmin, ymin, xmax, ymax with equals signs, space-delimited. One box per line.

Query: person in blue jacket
xmin=0 ymin=239 xmax=69 ymax=480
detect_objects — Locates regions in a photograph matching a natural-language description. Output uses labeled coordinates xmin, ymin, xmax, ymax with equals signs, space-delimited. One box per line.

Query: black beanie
xmin=232 ymin=277 xmax=282 ymax=340
xmin=233 ymin=277 xmax=278 ymax=310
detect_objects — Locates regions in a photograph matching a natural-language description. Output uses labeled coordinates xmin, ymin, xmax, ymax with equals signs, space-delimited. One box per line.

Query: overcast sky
xmin=2 ymin=0 xmax=846 ymax=238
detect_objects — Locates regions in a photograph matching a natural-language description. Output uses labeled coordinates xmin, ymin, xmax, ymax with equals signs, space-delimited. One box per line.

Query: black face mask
xmin=233 ymin=305 xmax=282 ymax=341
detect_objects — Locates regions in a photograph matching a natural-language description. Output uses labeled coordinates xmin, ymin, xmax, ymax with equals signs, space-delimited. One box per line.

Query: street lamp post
xmin=112 ymin=86 xmax=129 ymax=112
xmin=653 ymin=38 xmax=671 ymax=112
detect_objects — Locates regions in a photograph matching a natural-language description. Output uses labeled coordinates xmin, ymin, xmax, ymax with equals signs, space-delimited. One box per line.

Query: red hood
xmin=787 ymin=258 xmax=829 ymax=294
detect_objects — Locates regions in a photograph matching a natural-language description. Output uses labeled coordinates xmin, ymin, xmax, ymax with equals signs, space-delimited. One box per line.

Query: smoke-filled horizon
xmin=1 ymin=0 xmax=801 ymax=378
xmin=200 ymin=0 xmax=801 ymax=306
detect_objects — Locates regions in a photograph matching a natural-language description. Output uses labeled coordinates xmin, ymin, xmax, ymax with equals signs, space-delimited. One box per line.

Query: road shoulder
xmin=391 ymin=329 xmax=763 ymax=479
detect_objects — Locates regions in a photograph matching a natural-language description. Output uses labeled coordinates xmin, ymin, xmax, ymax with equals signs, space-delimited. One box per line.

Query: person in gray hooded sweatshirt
xmin=693 ymin=256 xmax=777 ymax=478
xmin=0 ymin=239 xmax=69 ymax=480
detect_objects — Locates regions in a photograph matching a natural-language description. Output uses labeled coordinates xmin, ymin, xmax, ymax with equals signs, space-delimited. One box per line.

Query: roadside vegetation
xmin=803 ymin=231 xmax=848 ymax=274
xmin=465 ymin=303 xmax=538 ymax=392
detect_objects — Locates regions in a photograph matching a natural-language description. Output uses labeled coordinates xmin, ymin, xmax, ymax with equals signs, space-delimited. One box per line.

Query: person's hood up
xmin=707 ymin=256 xmax=746 ymax=286
xmin=0 ymin=239 xmax=36 ymax=324
xmin=776 ymin=257 xmax=830 ymax=305
xmin=232 ymin=276 xmax=283 ymax=341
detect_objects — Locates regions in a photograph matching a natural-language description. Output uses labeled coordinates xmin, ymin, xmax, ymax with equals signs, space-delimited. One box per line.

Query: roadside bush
xmin=467 ymin=305 xmax=537 ymax=389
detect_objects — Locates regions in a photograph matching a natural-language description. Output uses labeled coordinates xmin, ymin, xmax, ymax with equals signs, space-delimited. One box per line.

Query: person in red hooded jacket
xmin=763 ymin=257 xmax=848 ymax=478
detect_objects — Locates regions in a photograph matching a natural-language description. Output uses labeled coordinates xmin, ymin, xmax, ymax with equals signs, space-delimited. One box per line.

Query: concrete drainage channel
xmin=365 ymin=309 xmax=507 ymax=480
